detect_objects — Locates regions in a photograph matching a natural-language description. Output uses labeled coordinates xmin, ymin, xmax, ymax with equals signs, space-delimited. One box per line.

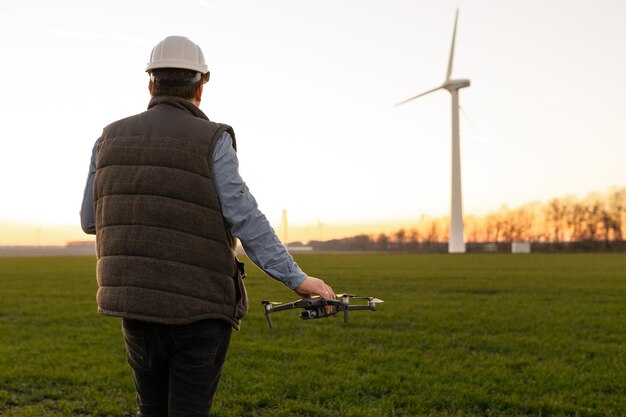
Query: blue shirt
xmin=80 ymin=131 xmax=307 ymax=290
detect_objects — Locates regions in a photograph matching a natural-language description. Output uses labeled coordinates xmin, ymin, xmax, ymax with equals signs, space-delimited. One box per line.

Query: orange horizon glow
xmin=3 ymin=185 xmax=625 ymax=246
xmin=0 ymin=218 xmax=421 ymax=247
xmin=0 ymin=221 xmax=91 ymax=246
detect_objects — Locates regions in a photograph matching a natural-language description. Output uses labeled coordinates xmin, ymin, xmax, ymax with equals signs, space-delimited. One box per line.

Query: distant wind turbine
xmin=396 ymin=9 xmax=469 ymax=253
xmin=281 ymin=209 xmax=289 ymax=248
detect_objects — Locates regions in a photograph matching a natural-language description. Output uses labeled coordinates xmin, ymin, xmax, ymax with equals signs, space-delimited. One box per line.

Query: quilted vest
xmin=93 ymin=95 xmax=247 ymax=329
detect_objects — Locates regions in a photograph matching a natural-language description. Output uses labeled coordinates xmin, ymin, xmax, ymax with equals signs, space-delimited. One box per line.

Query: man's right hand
xmin=295 ymin=276 xmax=336 ymax=300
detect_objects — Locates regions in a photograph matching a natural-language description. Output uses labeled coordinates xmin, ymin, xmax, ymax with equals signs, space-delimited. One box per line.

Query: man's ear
xmin=195 ymin=83 xmax=204 ymax=103
xmin=148 ymin=79 xmax=153 ymax=95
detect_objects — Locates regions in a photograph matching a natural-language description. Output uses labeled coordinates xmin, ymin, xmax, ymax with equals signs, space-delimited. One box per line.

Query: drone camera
xmin=300 ymin=309 xmax=317 ymax=320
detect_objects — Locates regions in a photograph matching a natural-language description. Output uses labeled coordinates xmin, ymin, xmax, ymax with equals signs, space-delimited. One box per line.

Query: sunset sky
xmin=1 ymin=0 xmax=625 ymax=245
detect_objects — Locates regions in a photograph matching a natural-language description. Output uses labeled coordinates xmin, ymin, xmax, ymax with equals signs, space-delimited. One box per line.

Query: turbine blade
xmin=459 ymin=105 xmax=480 ymax=135
xmin=394 ymin=86 xmax=442 ymax=107
xmin=446 ymin=9 xmax=459 ymax=81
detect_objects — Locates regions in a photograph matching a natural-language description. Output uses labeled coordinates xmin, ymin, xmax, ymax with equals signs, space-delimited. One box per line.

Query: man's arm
xmin=80 ymin=138 xmax=100 ymax=235
xmin=213 ymin=132 xmax=334 ymax=299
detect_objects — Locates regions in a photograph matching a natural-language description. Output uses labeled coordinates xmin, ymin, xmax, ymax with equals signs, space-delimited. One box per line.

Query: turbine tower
xmin=396 ymin=9 xmax=469 ymax=253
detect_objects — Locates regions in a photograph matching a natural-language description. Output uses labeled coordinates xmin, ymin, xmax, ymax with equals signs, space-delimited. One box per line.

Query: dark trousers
xmin=122 ymin=318 xmax=232 ymax=417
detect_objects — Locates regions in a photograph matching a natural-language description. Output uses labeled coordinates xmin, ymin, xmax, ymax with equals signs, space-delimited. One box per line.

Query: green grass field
xmin=0 ymin=254 xmax=624 ymax=416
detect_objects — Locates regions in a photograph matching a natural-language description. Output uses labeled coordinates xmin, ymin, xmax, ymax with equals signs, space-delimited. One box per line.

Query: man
xmin=80 ymin=35 xmax=335 ymax=417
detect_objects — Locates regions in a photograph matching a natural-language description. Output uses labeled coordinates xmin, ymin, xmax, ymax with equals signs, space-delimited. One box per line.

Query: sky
xmin=1 ymin=0 xmax=625 ymax=245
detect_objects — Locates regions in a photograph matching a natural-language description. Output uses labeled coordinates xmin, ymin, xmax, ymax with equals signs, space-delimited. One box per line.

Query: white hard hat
xmin=146 ymin=36 xmax=209 ymax=74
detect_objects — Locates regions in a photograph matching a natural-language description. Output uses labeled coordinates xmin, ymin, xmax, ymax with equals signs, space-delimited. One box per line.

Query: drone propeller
xmin=336 ymin=294 xmax=384 ymax=306
xmin=336 ymin=293 xmax=356 ymax=298
xmin=337 ymin=294 xmax=381 ymax=301
xmin=261 ymin=300 xmax=283 ymax=305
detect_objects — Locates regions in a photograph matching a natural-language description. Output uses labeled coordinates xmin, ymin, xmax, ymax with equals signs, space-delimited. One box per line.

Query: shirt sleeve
xmin=80 ymin=138 xmax=100 ymax=235
xmin=212 ymin=132 xmax=307 ymax=290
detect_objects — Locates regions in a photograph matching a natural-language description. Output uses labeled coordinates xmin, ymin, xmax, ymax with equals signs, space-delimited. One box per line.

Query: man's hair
xmin=149 ymin=68 xmax=203 ymax=99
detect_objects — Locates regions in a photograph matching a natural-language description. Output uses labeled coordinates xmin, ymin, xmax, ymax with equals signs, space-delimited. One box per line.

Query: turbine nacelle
xmin=443 ymin=78 xmax=470 ymax=90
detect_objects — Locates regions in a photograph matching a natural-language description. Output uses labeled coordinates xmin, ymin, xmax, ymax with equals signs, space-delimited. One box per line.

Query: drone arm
xmin=346 ymin=305 xmax=376 ymax=311
xmin=262 ymin=301 xmax=299 ymax=329
xmin=270 ymin=302 xmax=298 ymax=312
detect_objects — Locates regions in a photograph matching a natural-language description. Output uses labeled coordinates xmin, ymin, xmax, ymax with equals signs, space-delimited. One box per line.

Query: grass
xmin=0 ymin=254 xmax=625 ymax=416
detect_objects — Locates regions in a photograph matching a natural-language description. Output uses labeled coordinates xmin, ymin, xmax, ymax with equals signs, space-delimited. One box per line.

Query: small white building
xmin=512 ymin=241 xmax=531 ymax=254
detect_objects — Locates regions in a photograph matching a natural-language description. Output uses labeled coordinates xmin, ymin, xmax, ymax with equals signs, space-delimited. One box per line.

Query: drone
xmin=261 ymin=293 xmax=384 ymax=328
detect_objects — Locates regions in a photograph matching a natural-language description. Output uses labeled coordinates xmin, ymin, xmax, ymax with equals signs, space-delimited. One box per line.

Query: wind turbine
xmin=396 ymin=9 xmax=469 ymax=253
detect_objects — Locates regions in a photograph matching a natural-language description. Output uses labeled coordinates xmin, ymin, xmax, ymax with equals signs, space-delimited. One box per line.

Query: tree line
xmin=302 ymin=187 xmax=626 ymax=253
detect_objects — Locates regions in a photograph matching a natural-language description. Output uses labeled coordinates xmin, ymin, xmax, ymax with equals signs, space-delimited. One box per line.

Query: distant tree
xmin=484 ymin=210 xmax=505 ymax=242
xmin=571 ymin=196 xmax=601 ymax=241
xmin=607 ymin=188 xmax=626 ymax=240
xmin=547 ymin=197 xmax=569 ymax=243
xmin=511 ymin=206 xmax=533 ymax=241
xmin=353 ymin=234 xmax=372 ymax=251
xmin=394 ymin=229 xmax=406 ymax=251
xmin=496 ymin=206 xmax=516 ymax=242
xmin=425 ymin=220 xmax=442 ymax=243
xmin=600 ymin=204 xmax=613 ymax=244
xmin=464 ymin=215 xmax=482 ymax=243
xmin=376 ymin=234 xmax=389 ymax=251
xmin=406 ymin=228 xmax=420 ymax=251
xmin=567 ymin=202 xmax=586 ymax=241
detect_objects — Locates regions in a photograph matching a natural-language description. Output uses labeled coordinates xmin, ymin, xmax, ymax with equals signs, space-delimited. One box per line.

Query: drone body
xmin=261 ymin=294 xmax=383 ymax=328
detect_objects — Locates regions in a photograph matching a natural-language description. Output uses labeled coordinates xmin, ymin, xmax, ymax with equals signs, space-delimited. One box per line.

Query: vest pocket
xmin=234 ymin=259 xmax=248 ymax=320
